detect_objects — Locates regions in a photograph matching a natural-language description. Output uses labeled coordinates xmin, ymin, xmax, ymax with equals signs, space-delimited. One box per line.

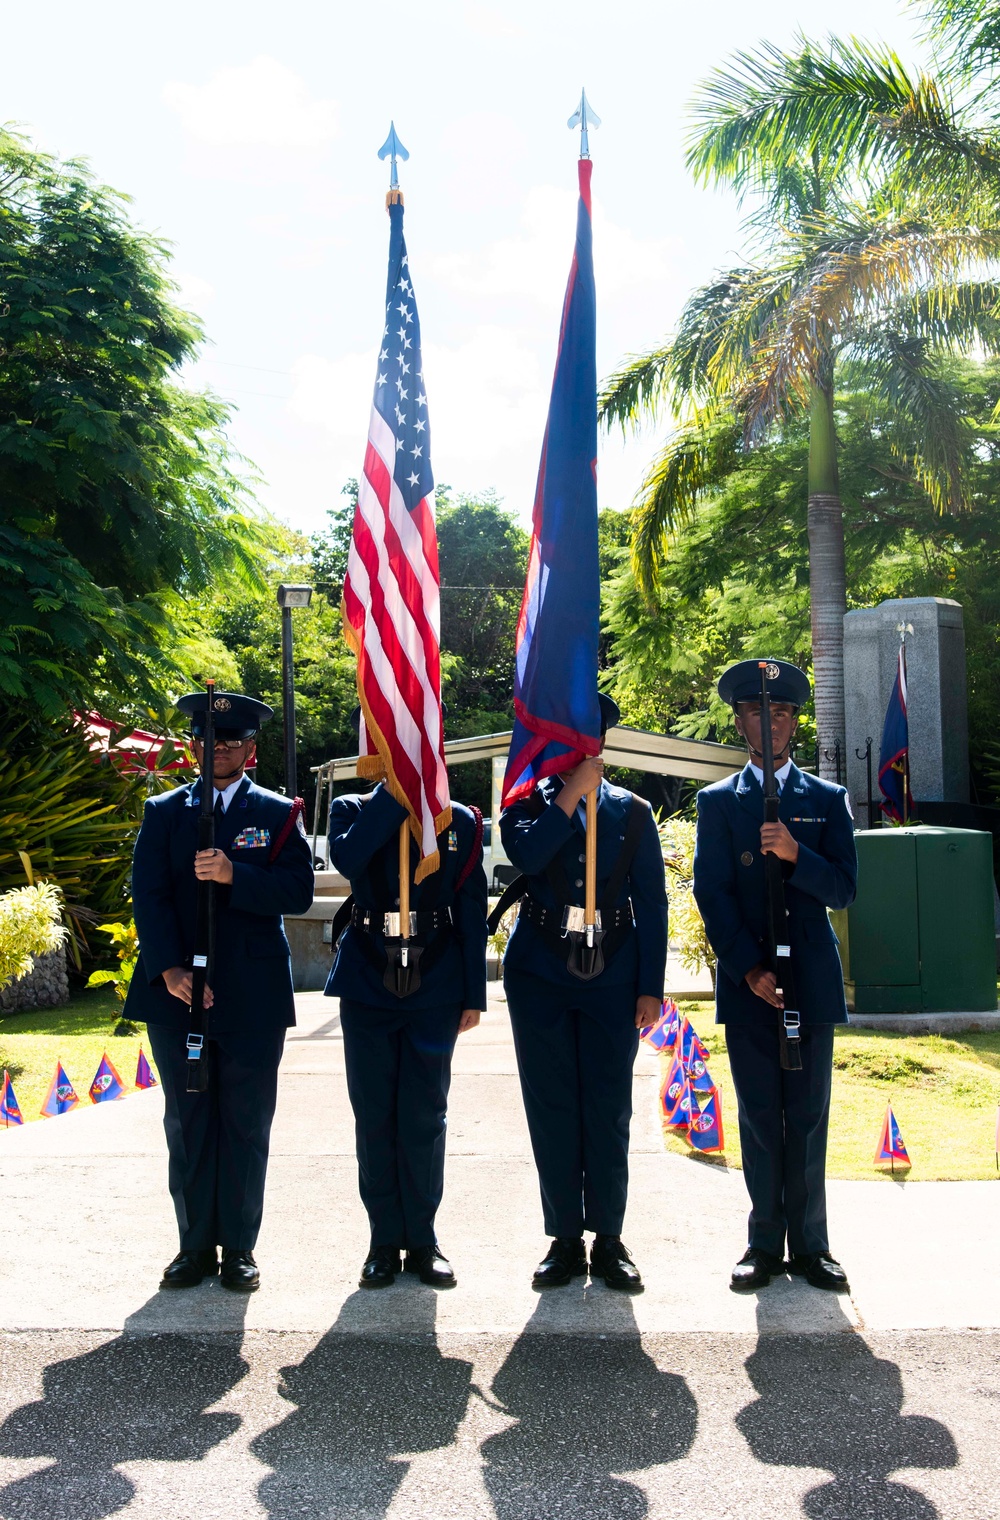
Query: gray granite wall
xmin=843 ymin=597 xmax=968 ymax=823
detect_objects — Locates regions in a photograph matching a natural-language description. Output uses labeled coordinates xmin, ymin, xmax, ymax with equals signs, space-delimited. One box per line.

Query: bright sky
xmin=6 ymin=0 xmax=926 ymax=535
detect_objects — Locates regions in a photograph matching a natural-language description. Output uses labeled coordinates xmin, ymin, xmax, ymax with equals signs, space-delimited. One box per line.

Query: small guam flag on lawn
xmin=89 ymin=1053 xmax=126 ymax=1104
xmin=40 ymin=1061 xmax=80 ymax=1118
xmin=1 ymin=1070 xmax=23 ymax=1127
xmin=874 ymin=1103 xmax=911 ymax=1170
xmin=135 ymin=1046 xmax=158 ymax=1090
xmin=680 ymin=1017 xmax=715 ymax=1093
xmin=641 ymin=999 xmax=680 ymax=1051
xmin=660 ymin=1056 xmax=693 ymax=1130
xmin=689 ymin=1089 xmax=724 ymax=1153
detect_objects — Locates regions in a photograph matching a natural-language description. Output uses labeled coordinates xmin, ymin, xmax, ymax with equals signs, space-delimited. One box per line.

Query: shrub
xmin=0 ymin=881 xmax=67 ymax=990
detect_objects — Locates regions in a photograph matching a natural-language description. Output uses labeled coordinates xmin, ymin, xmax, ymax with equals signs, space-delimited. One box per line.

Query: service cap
xmin=598 ymin=693 xmax=621 ymax=733
xmin=717 ymin=659 xmax=811 ymax=709
xmin=176 ymin=690 xmax=273 ymax=740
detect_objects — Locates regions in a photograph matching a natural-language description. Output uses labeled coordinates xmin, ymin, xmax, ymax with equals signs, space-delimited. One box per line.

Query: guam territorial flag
xmin=135 ymin=1046 xmax=158 ymax=1090
xmin=641 ymin=999 xmax=680 ymax=1051
xmin=879 ymin=643 xmax=913 ymax=822
xmin=660 ymin=1056 xmax=693 ymax=1130
xmin=40 ymin=1061 xmax=80 ymax=1118
xmin=89 ymin=1052 xmax=126 ymax=1104
xmin=502 ymin=156 xmax=601 ymax=805
xmin=680 ymin=1019 xmax=715 ymax=1094
xmin=689 ymin=1089 xmax=724 ymax=1153
xmin=1 ymin=1070 xmax=23 ymax=1127
xmin=874 ymin=1103 xmax=911 ymax=1169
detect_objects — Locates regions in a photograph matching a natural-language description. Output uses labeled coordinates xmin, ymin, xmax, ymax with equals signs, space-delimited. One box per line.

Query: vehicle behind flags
xmin=342 ymin=177 xmax=450 ymax=880
xmin=502 ymin=156 xmax=601 ymax=805
xmin=1 ymin=1070 xmax=23 ymax=1127
xmin=879 ymin=642 xmax=914 ymax=823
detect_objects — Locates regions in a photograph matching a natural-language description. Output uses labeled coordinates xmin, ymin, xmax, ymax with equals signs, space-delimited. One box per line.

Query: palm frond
xmin=739 ymin=224 xmax=1000 ymax=438
xmin=687 ymin=37 xmax=950 ymax=187
xmin=599 ymin=346 xmax=674 ymax=432
xmin=842 ymin=329 xmax=981 ymax=509
xmin=629 ymin=409 xmax=741 ymax=599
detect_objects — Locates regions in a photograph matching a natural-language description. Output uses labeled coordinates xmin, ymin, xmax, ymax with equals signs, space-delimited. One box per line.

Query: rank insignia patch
xmin=233 ymin=827 xmax=270 ymax=850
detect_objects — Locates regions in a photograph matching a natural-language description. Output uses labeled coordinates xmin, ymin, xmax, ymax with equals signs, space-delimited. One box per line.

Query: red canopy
xmin=76 ymin=712 xmax=194 ymax=774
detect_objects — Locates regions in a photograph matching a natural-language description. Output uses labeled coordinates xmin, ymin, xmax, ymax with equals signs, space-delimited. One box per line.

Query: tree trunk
xmin=807 ymin=380 xmax=846 ymax=781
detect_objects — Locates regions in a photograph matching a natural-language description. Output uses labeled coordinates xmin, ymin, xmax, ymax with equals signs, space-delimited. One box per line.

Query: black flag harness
xmin=486 ymin=790 xmax=650 ymax=981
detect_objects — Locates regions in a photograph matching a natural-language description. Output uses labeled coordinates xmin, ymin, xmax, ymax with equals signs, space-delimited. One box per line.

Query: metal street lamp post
xmin=276 ymin=583 xmax=313 ymax=795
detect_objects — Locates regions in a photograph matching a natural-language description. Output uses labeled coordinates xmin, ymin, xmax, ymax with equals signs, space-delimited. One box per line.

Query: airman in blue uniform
xmin=499 ymin=695 xmax=668 ymax=1292
xmin=325 ymin=773 xmax=488 ymax=1291
xmin=692 ymin=660 xmax=858 ymax=1293
xmin=124 ymin=691 xmax=314 ymax=1294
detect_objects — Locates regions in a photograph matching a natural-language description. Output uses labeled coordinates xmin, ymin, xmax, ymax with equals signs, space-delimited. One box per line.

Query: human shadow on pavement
xmin=480 ymin=1292 xmax=698 ymax=1520
xmin=0 ymin=1291 xmax=249 ymax=1520
xmin=736 ymin=1298 xmax=959 ymax=1519
xmin=252 ymin=1284 xmax=473 ymax=1519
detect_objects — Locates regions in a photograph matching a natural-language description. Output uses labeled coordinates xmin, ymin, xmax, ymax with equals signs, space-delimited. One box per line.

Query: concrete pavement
xmin=1 ymin=984 xmax=999 ymax=1517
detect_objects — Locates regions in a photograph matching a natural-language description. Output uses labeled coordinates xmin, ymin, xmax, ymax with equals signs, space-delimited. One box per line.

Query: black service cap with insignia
xmin=176 ymin=690 xmax=273 ymax=739
xmin=598 ymin=693 xmax=621 ymax=733
xmin=717 ymin=659 xmax=811 ymax=709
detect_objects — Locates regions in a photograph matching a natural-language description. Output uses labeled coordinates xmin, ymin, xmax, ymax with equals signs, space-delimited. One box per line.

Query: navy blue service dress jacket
xmin=124 ymin=775 xmax=314 ymax=1033
xmin=325 ymin=784 xmax=488 ymax=1012
xmin=692 ymin=763 xmax=857 ymax=1025
xmin=500 ymin=776 xmax=668 ymax=996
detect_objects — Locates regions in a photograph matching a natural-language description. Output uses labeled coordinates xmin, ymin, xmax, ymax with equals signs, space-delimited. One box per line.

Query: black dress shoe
xmin=590 ymin=1235 xmax=644 ymax=1293
xmin=360 ymin=1246 xmax=401 ymax=1289
xmin=532 ymin=1237 xmax=587 ymax=1289
xmin=789 ymin=1251 xmax=850 ymax=1292
xmin=220 ymin=1249 xmax=260 ymax=1293
xmin=730 ymin=1247 xmax=785 ymax=1292
xmin=404 ymin=1245 xmax=457 ymax=1288
xmin=160 ymin=1249 xmax=218 ymax=1290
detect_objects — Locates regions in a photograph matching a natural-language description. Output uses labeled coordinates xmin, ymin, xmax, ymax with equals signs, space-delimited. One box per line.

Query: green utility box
xmin=835 ymin=827 xmax=997 ymax=1014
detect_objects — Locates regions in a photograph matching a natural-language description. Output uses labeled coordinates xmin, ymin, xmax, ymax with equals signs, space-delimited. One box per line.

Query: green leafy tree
xmin=0 ymin=128 xmax=273 ymax=720
xmin=601 ymin=43 xmax=1000 ymax=776
xmin=603 ymin=365 xmax=1000 ymax=801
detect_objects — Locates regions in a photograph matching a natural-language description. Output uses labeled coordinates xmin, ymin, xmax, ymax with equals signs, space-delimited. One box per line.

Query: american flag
xmin=342 ymin=192 xmax=451 ymax=880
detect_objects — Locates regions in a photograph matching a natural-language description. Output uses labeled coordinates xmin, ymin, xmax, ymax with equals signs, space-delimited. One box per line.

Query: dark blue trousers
xmin=725 ymin=1020 xmax=835 ymax=1258
xmin=340 ymin=999 xmax=461 ymax=1250
xmin=505 ymin=971 xmax=639 ymax=1239
xmin=146 ymin=1024 xmax=285 ymax=1252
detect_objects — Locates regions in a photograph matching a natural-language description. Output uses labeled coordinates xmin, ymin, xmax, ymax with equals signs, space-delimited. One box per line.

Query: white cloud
xmin=431 ymin=185 xmax=680 ymax=306
xmin=170 ymin=270 xmax=215 ymax=311
xmin=163 ymin=57 xmax=339 ymax=148
xmin=284 ymin=327 xmax=548 ymax=511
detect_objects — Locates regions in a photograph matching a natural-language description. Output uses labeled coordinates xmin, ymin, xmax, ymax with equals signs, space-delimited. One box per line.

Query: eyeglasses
xmin=194 ymin=737 xmax=252 ymax=751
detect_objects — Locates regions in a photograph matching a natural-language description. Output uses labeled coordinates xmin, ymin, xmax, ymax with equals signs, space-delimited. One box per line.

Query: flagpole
xmin=585 ymin=790 xmax=597 ymax=942
xmin=398 ymin=824 xmax=410 ymax=948
xmin=568 ymin=89 xmax=602 ymax=949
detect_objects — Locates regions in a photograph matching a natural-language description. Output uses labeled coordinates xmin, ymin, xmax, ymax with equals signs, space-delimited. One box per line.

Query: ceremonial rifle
xmin=758 ymin=661 xmax=802 ymax=1072
xmin=186 ymin=679 xmax=217 ymax=1092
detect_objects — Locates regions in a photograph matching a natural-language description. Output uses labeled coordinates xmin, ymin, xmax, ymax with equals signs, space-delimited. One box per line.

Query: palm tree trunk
xmin=807 ymin=379 xmax=846 ymax=781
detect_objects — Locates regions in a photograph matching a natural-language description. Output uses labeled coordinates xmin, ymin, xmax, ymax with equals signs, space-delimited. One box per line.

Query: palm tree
xmin=601 ymin=41 xmax=1000 ymax=775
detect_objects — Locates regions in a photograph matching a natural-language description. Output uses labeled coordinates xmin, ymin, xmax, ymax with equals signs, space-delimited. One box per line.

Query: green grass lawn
xmin=660 ymin=1001 xmax=1000 ymax=1181
xmin=0 ymin=986 xmax=158 ymax=1123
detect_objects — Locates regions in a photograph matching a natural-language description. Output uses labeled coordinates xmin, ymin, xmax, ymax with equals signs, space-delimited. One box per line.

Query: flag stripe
xmin=342 ymin=200 xmax=450 ymax=878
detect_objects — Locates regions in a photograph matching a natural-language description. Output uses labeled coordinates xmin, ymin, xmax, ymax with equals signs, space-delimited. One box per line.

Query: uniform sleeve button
xmin=574 ymin=878 xmax=584 ymax=888
xmin=578 ymin=853 xmax=585 ymax=863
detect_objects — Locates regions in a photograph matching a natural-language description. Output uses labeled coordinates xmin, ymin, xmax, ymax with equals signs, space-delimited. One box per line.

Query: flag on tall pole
xmin=879 ymin=635 xmax=913 ymax=823
xmin=341 ymin=123 xmax=450 ymax=881
xmin=0 ymin=1070 xmax=23 ymax=1127
xmin=502 ymin=93 xmax=603 ymax=806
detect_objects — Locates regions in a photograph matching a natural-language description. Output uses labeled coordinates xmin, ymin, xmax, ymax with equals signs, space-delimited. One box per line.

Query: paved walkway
xmin=0 ymin=986 xmax=998 ymax=1517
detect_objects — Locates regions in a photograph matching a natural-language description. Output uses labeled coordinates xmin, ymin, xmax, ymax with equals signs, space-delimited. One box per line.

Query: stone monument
xmin=843 ymin=597 xmax=968 ymax=825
